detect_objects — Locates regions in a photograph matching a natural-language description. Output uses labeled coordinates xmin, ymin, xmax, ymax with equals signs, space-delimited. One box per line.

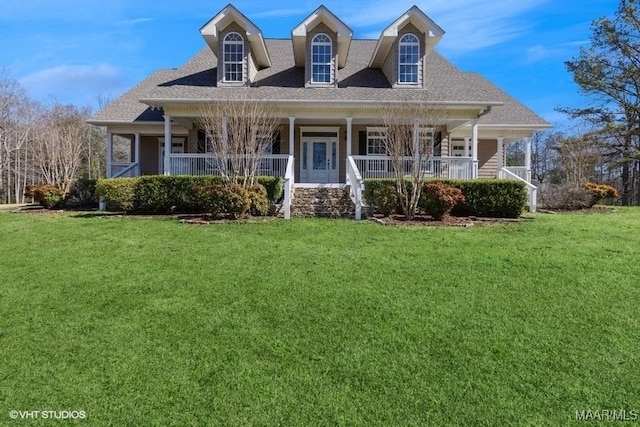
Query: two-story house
xmin=89 ymin=4 xmax=550 ymax=217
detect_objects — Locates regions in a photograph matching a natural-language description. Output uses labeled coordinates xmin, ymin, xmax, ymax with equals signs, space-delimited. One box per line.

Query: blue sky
xmin=0 ymin=0 xmax=617 ymax=128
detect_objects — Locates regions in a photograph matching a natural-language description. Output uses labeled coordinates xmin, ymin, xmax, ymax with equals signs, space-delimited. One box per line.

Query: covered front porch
xmin=104 ymin=112 xmax=537 ymax=218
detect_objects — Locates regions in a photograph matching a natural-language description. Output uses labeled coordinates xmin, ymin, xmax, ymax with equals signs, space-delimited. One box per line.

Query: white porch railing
xmin=168 ymin=154 xmax=289 ymax=177
xmin=110 ymin=162 xmax=140 ymax=178
xmin=351 ymin=156 xmax=473 ymax=180
xmin=283 ymin=155 xmax=294 ymax=220
xmin=504 ymin=166 xmax=530 ymax=182
xmin=346 ymin=156 xmax=364 ymax=220
xmin=499 ymin=167 xmax=537 ymax=212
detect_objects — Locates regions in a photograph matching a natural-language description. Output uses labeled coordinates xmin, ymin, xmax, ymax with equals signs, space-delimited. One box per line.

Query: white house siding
xmin=248 ymin=53 xmax=258 ymax=83
xmin=381 ymin=45 xmax=395 ymax=84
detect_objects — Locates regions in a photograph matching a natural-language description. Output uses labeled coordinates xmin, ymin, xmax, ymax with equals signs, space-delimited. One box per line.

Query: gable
xmin=291 ymin=5 xmax=352 ymax=69
xmin=200 ymin=4 xmax=271 ymax=69
xmin=369 ymin=6 xmax=444 ymax=68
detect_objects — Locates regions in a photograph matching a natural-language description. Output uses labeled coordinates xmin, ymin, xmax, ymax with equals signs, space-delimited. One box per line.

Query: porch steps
xmin=290 ymin=186 xmax=356 ymax=218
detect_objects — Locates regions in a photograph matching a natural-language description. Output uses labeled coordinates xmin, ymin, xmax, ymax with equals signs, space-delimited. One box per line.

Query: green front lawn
xmin=1 ymin=210 xmax=639 ymax=425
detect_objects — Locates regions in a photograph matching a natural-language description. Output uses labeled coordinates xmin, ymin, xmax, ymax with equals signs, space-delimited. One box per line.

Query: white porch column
xmin=496 ymin=137 xmax=504 ymax=177
xmin=524 ymin=136 xmax=532 ymax=183
xmin=163 ymin=115 xmax=171 ymax=175
xmin=106 ymin=132 xmax=113 ymax=178
xmin=464 ymin=137 xmax=470 ymax=157
xmin=134 ymin=133 xmax=141 ymax=175
xmin=288 ymin=117 xmax=295 ymax=155
xmin=471 ymin=121 xmax=479 ymax=179
xmin=345 ymin=117 xmax=353 ymax=157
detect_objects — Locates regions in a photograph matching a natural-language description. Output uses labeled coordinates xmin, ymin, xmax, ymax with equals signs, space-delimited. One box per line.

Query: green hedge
xmin=95 ymin=175 xmax=282 ymax=214
xmin=95 ymin=178 xmax=137 ymax=212
xmin=451 ymin=180 xmax=526 ymax=218
xmin=363 ymin=178 xmax=527 ymax=218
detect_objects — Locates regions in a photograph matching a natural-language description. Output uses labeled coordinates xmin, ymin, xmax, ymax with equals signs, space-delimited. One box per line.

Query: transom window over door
xmin=311 ymin=33 xmax=332 ymax=84
xmin=223 ymin=32 xmax=244 ymax=82
xmin=398 ymin=33 xmax=419 ymax=84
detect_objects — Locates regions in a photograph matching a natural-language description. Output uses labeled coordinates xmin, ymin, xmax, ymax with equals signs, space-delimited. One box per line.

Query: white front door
xmin=302 ymin=137 xmax=338 ymax=183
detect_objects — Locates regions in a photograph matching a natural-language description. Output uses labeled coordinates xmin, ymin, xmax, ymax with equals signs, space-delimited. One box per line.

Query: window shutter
xmin=197 ymin=130 xmax=206 ymax=153
xmin=358 ymin=131 xmax=367 ymax=155
xmin=434 ymin=131 xmax=442 ymax=156
xmin=271 ymin=130 xmax=281 ymax=154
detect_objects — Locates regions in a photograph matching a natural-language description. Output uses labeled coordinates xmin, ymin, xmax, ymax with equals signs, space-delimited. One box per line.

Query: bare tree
xmin=531 ymin=131 xmax=564 ymax=184
xmin=380 ymin=101 xmax=447 ymax=219
xmin=197 ymin=96 xmax=279 ymax=187
xmin=32 ymin=103 xmax=92 ymax=197
xmin=555 ymin=132 xmax=603 ymax=185
xmin=0 ymin=69 xmax=42 ymax=204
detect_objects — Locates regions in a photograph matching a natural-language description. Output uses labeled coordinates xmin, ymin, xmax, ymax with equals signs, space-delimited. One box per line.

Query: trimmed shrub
xmin=370 ymin=185 xmax=398 ymax=217
xmin=95 ymin=178 xmax=137 ymax=212
xmin=69 ymin=178 xmax=98 ymax=207
xmin=195 ymin=183 xmax=251 ymax=218
xmin=224 ymin=184 xmax=252 ymax=218
xmin=421 ymin=182 xmax=465 ymax=220
xmin=451 ymin=180 xmax=526 ymax=218
xmin=32 ymin=184 xmax=66 ymax=209
xmin=363 ymin=179 xmax=398 ymax=214
xmin=135 ymin=175 xmax=211 ymax=213
xmin=363 ymin=178 xmax=527 ymax=218
xmin=248 ymin=184 xmax=269 ymax=216
xmin=254 ymin=176 xmax=282 ymax=204
xmin=132 ymin=175 xmax=282 ymax=213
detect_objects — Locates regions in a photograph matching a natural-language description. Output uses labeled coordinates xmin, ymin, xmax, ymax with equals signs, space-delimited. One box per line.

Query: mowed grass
xmin=1 ymin=209 xmax=639 ymax=426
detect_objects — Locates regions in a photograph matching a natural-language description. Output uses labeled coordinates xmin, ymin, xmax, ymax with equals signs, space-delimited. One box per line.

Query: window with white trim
xmin=367 ymin=127 xmax=435 ymax=156
xmin=398 ymin=33 xmax=419 ymax=84
xmin=451 ymin=139 xmax=470 ymax=157
xmin=366 ymin=128 xmax=387 ymax=155
xmin=366 ymin=128 xmax=388 ymax=172
xmin=311 ymin=33 xmax=332 ymax=84
xmin=418 ymin=128 xmax=435 ymax=156
xmin=223 ymin=32 xmax=244 ymax=83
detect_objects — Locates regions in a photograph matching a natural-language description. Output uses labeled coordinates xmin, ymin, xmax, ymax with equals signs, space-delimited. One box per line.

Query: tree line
xmin=0 ymin=69 xmax=107 ymax=204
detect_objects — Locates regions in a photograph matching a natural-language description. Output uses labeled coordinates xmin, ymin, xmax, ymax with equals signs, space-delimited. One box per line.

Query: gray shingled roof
xmin=90 ymin=39 xmax=549 ymax=127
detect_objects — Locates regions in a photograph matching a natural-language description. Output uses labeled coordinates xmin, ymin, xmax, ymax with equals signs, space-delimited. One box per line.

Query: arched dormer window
xmin=398 ymin=33 xmax=420 ymax=84
xmin=311 ymin=33 xmax=332 ymax=84
xmin=223 ymin=32 xmax=244 ymax=82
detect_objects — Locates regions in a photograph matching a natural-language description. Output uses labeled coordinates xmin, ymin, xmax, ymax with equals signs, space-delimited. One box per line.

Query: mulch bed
xmin=368 ymin=214 xmax=531 ymax=227
xmin=10 ymin=205 xmax=532 ymax=227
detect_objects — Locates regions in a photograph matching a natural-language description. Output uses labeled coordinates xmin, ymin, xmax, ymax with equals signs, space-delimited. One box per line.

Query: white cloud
xmin=115 ymin=18 xmax=153 ymax=26
xmin=340 ymin=0 xmax=549 ymax=52
xmin=523 ymin=40 xmax=590 ymax=64
xmin=252 ymin=8 xmax=306 ymax=19
xmin=19 ymin=64 xmax=126 ymax=107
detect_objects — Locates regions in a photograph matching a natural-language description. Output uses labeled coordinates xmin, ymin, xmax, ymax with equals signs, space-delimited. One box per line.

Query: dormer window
xmin=398 ymin=34 xmax=419 ymax=84
xmin=311 ymin=33 xmax=332 ymax=84
xmin=223 ymin=32 xmax=244 ymax=82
